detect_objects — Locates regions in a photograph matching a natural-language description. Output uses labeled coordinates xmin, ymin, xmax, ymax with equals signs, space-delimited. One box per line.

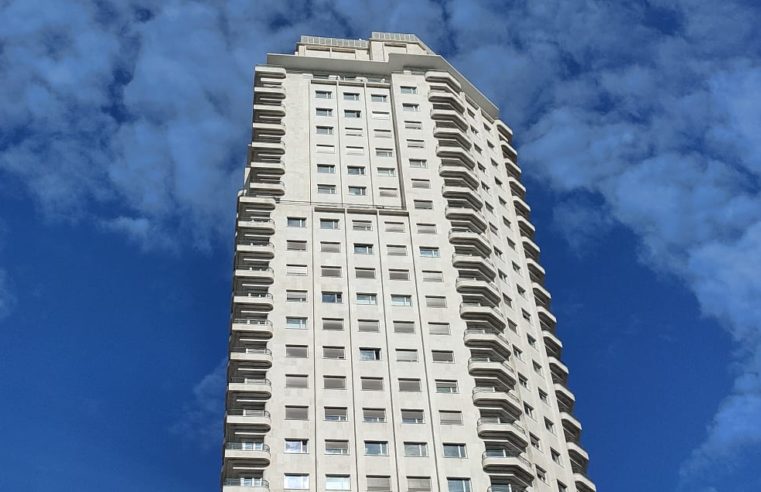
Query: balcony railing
xmin=225 ymin=442 xmax=270 ymax=452
xmin=231 ymin=318 xmax=272 ymax=327
xmin=229 ymin=377 xmax=271 ymax=386
xmin=477 ymin=417 xmax=526 ymax=435
xmin=227 ymin=409 xmax=270 ymax=418
xmin=223 ymin=478 xmax=269 ymax=488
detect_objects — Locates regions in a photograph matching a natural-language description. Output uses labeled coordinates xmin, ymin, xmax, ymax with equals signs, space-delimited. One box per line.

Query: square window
xmin=363 ymin=408 xmax=386 ymax=423
xmin=324 ymin=407 xmax=348 ymax=422
xmin=316 ymin=125 xmax=334 ymax=135
xmin=364 ymin=441 xmax=388 ymax=456
xmin=401 ymin=409 xmax=424 ymax=423
xmin=284 ymin=474 xmax=310 ymax=490
xmin=326 ymin=440 xmax=350 ymax=455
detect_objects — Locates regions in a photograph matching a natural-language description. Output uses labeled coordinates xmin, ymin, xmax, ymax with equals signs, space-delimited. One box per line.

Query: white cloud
xmin=170 ymin=358 xmax=226 ymax=448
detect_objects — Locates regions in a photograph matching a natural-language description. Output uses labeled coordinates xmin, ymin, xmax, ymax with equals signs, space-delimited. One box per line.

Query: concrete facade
xmin=223 ymin=32 xmax=595 ymax=492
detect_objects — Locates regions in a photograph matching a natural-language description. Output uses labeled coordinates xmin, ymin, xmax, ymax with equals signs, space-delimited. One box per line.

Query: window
xmin=317 ymin=164 xmax=336 ymax=174
xmin=400 ymin=86 xmax=417 ymax=94
xmin=558 ymin=481 xmax=568 ymax=492
xmin=396 ymin=349 xmax=418 ymax=362
xmin=439 ymin=410 xmax=463 ymax=425
xmin=324 ymin=407 xmax=347 ymax=422
xmin=403 ymin=103 xmax=419 ymax=112
xmin=288 ymin=217 xmax=306 ymax=228
xmin=404 ymin=442 xmax=428 ymax=457
xmin=287 ymin=240 xmax=307 ymax=251
xmin=419 ymin=246 xmax=439 ymax=257
xmin=551 ymin=448 xmax=562 ymax=464
xmin=365 ymin=441 xmax=388 ymax=456
xmin=519 ymin=375 xmax=528 ymax=388
xmin=284 ymin=474 xmax=310 ymax=490
xmin=348 ymin=186 xmax=367 ymax=196
xmin=323 ymin=346 xmax=345 ymax=359
xmin=360 ymin=348 xmax=381 ymax=361
xmin=374 ymin=129 xmax=392 ymax=140
xmin=385 ymin=221 xmax=405 ymax=232
xmin=363 ymin=408 xmax=386 ymax=423
xmin=286 ymin=291 xmax=307 ymax=303
xmin=347 ymin=145 xmax=364 ymax=155
xmin=409 ymin=158 xmax=427 ymax=168
xmin=405 ymin=120 xmax=422 ymax=130
xmin=367 ymin=476 xmax=391 ymax=492
xmin=285 ymin=439 xmax=308 ymax=454
xmin=371 ymin=94 xmax=387 ymax=102
xmin=399 ymin=378 xmax=421 ymax=392
xmin=411 ymin=178 xmax=430 ymax=188
xmin=401 ymin=409 xmax=424 ymax=423
xmin=286 ymin=317 xmax=307 ymax=329
xmin=432 ymin=350 xmax=454 ymax=363
xmin=316 ymin=125 xmax=334 ymax=135
xmin=407 ymin=477 xmax=431 ymax=492
xmin=322 ymin=291 xmax=343 ymax=303
xmin=379 ymin=187 xmax=398 ymax=197
xmin=377 ymin=167 xmax=396 ymax=176
xmin=355 ymin=267 xmax=376 ymax=279
xmin=326 ymin=440 xmax=350 ymax=454
xmin=343 ymin=92 xmax=359 ymax=101
xmin=417 ymin=223 xmax=436 ymax=234
xmin=422 ymin=270 xmax=443 ymax=282
xmin=321 ymin=265 xmax=342 ymax=278
xmin=324 ymin=375 xmax=346 ymax=389
xmin=316 ymin=107 xmax=333 ymax=116
xmin=435 ymin=380 xmax=458 ymax=393
xmin=285 ymin=406 xmax=308 ymax=420
xmin=376 ymin=148 xmax=393 ymax=157
xmin=318 ymin=184 xmax=336 ymax=194
xmin=356 ymin=293 xmax=378 ymax=305
xmin=358 ymin=319 xmax=380 ymax=332
xmin=286 ymin=345 xmax=308 ymax=358
xmin=353 ymin=220 xmax=372 ymax=231
xmin=530 ymin=433 xmax=541 ymax=450
xmin=539 ymin=389 xmax=549 ymax=404
xmin=344 ymin=109 xmax=361 ymax=118
xmin=286 ymin=374 xmax=308 ymax=388
xmin=443 ymin=443 xmax=467 ymax=458
xmin=321 ymin=241 xmax=341 ymax=253
xmin=354 ymin=243 xmax=373 ymax=255
xmin=346 ymin=127 xmax=363 ymax=137
xmin=387 ymin=245 xmax=407 ymax=256
xmin=361 ymin=377 xmax=383 ymax=391
xmin=425 ymin=296 xmax=447 ymax=308
xmin=394 ymin=320 xmax=415 ymax=333
xmin=389 ymin=269 xmax=410 ymax=280
xmin=544 ymin=418 xmax=556 ymax=434
xmin=537 ymin=467 xmax=547 ymax=483
xmin=414 ymin=200 xmax=433 ymax=210
xmin=524 ymin=403 xmax=535 ymax=419
xmin=322 ymin=318 xmax=344 ymax=331
xmin=315 ymin=90 xmax=332 ymax=99
xmin=326 ymin=476 xmax=350 ymax=491
xmin=391 ymin=295 xmax=412 ymax=306
xmin=287 ymin=264 xmax=308 ymax=276
xmin=429 ymin=322 xmax=450 ymax=335
xmin=407 ymin=139 xmax=424 ymax=148
xmin=447 ymin=478 xmax=471 ymax=492
xmin=347 ymin=165 xmax=366 ymax=175
xmin=372 ymin=111 xmax=390 ymax=120
xmin=320 ymin=218 xmax=340 ymax=230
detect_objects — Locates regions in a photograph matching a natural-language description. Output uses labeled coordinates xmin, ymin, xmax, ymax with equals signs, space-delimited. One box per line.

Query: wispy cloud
xmin=170 ymin=359 xmax=226 ymax=449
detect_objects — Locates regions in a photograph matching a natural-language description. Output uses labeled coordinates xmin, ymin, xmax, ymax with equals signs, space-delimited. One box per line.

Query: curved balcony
xmin=512 ymin=195 xmax=531 ymax=219
xmin=434 ymin=125 xmax=471 ymax=148
xmin=507 ymin=176 xmax=526 ymax=199
xmin=567 ymin=441 xmax=590 ymax=473
xmin=228 ymin=377 xmax=272 ymax=398
xmin=428 ymin=89 xmax=466 ymax=113
xmin=255 ymin=65 xmax=286 ymax=79
xmin=231 ymin=319 xmax=274 ymax=339
xmin=548 ymin=356 xmax=569 ymax=385
xmin=230 ymin=347 xmax=273 ymax=367
xmin=234 ymin=267 xmax=275 ymax=284
xmin=452 ymin=254 xmax=497 ymax=279
xmin=460 ymin=303 xmax=505 ymax=330
xmin=425 ymin=70 xmax=462 ymax=92
xmin=448 ymin=229 xmax=492 ymax=256
xmin=443 ymin=184 xmax=483 ymax=209
xmin=445 ymin=207 xmax=487 ymax=232
xmin=521 ymin=236 xmax=540 ymax=261
xmin=477 ymin=417 xmax=529 ymax=448
xmin=468 ymin=357 xmax=517 ymax=386
xmin=254 ymin=85 xmax=285 ymax=99
xmin=439 ymin=162 xmax=479 ymax=188
xmin=463 ymin=329 xmax=512 ymax=358
xmin=233 ymin=293 xmax=274 ymax=311
xmin=224 ymin=442 xmax=271 ymax=465
xmin=252 ymin=121 xmax=285 ymax=135
xmin=248 ymin=181 xmax=285 ymax=196
xmin=481 ymin=450 xmax=534 ymax=486
xmin=495 ymin=119 xmax=513 ymax=142
xmin=542 ymin=330 xmax=563 ymax=357
xmin=252 ymin=103 xmax=285 ymax=117
xmin=516 ymin=216 xmax=535 ymax=240
xmin=561 ymin=411 xmax=582 ymax=441
xmin=532 ymin=282 xmax=552 ymax=309
xmin=226 ymin=409 xmax=272 ymax=430
xmin=236 ymin=241 xmax=275 ymax=258
xmin=223 ymin=477 xmax=270 ymax=491
xmin=536 ymin=306 xmax=557 ymax=331
xmin=237 ymin=218 xmax=275 ymax=235
xmin=250 ymin=161 xmax=285 ymax=175
xmin=456 ymin=278 xmax=501 ymax=305
xmin=526 ymin=258 xmax=545 ymax=285
xmin=574 ymin=473 xmax=597 ymax=492
xmin=436 ymin=145 xmax=476 ymax=169
xmin=501 ymin=140 xmax=518 ymax=161
xmin=238 ymin=193 xmax=276 ymax=210
xmin=504 ymin=157 xmax=522 ymax=179
xmin=430 ymin=108 xmax=468 ymax=131
xmin=249 ymin=140 xmax=285 ymax=156
xmin=472 ymin=387 xmax=522 ymax=417
xmin=554 ymin=383 xmax=575 ymax=413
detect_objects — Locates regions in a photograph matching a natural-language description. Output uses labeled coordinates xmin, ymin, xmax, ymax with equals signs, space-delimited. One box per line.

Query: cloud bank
xmin=2 ymin=0 xmax=761 ymax=486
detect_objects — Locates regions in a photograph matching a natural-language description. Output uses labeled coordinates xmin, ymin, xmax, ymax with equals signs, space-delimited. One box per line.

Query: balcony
xmin=532 ymin=282 xmax=552 ymax=309
xmin=430 ymin=108 xmax=468 ymax=131
xmin=501 ymin=140 xmax=518 ymax=161
xmin=463 ymin=329 xmax=512 ymax=358
xmin=252 ymin=121 xmax=285 ymax=136
xmin=233 ymin=293 xmax=274 ymax=311
xmin=255 ymin=65 xmax=286 ymax=80
xmin=254 ymin=85 xmax=285 ymax=100
xmin=234 ymin=266 xmax=275 ymax=285
xmin=249 ymin=140 xmax=285 ymax=156
xmin=445 ymin=207 xmax=487 ymax=232
xmin=231 ymin=318 xmax=274 ymax=339
xmin=542 ymin=330 xmax=563 ymax=357
xmin=250 ymin=160 xmax=285 ymax=175
xmin=468 ymin=357 xmax=517 ymax=387
xmin=548 ymin=356 xmax=569 ymax=385
xmin=507 ymin=176 xmax=526 ymax=199
xmin=236 ymin=241 xmax=275 ymax=258
xmin=224 ymin=442 xmax=271 ymax=465
xmin=433 ymin=125 xmax=471 ymax=148
xmin=228 ymin=377 xmax=272 ymax=398
xmin=516 ymin=216 xmax=535 ymax=239
xmin=504 ymin=157 xmax=522 ymax=180
xmin=536 ymin=306 xmax=557 ymax=331
xmin=436 ymin=144 xmax=476 ymax=169
xmin=238 ymin=193 xmax=276 ymax=210
xmin=230 ymin=347 xmax=273 ymax=366
xmin=439 ymin=162 xmax=479 ymax=188
xmin=223 ymin=477 xmax=269 ymax=491
xmin=574 ymin=473 xmax=597 ymax=492
xmin=247 ymin=181 xmax=285 ymax=196
xmin=481 ymin=450 xmax=534 ymax=487
xmin=512 ymin=196 xmax=531 ymax=220
xmin=452 ymin=254 xmax=497 ymax=279
xmin=554 ymin=383 xmax=575 ymax=413
xmin=425 ymin=70 xmax=462 ymax=92
xmin=456 ymin=278 xmax=501 ymax=305
xmin=237 ymin=218 xmax=275 ymax=235
xmin=460 ymin=303 xmax=505 ymax=330
xmin=252 ymin=103 xmax=285 ymax=117
xmin=429 ymin=89 xmax=466 ymax=113
xmin=472 ymin=387 xmax=522 ymax=417
xmin=567 ymin=441 xmax=590 ymax=473
xmin=495 ymin=119 xmax=513 ymax=142
xmin=476 ymin=417 xmax=529 ymax=448
xmin=448 ymin=229 xmax=492 ymax=256
xmin=226 ymin=409 xmax=272 ymax=430
xmin=443 ymin=184 xmax=483 ymax=209
xmin=526 ymin=258 xmax=545 ymax=285
xmin=521 ymin=237 xmax=540 ymax=261
xmin=561 ymin=411 xmax=582 ymax=442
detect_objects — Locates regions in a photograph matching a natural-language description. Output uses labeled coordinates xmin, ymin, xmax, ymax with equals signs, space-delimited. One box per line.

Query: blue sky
xmin=1 ymin=1 xmax=760 ymax=491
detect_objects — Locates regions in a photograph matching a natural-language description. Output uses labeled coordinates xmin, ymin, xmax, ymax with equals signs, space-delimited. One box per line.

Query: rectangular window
xmin=422 ymin=270 xmax=443 ymax=282
xmin=320 ymin=218 xmax=340 ymax=230
xmin=286 ymin=345 xmax=308 ymax=358
xmin=286 ymin=317 xmax=307 ymax=329
xmin=353 ymin=220 xmax=373 ymax=231
xmin=315 ymin=90 xmax=332 ymax=99
xmin=316 ymin=125 xmax=334 ymax=135
xmin=419 ymin=247 xmax=440 ymax=257
xmin=284 ymin=474 xmax=310 ymax=490
xmin=286 ymin=374 xmax=308 ymax=388
xmin=416 ymin=223 xmax=436 ymax=234
xmin=321 ymin=241 xmax=341 ymax=253
xmin=326 ymin=476 xmax=350 ymax=491
xmin=316 ymin=108 xmax=333 ymax=116
xmin=317 ymin=184 xmax=336 ymax=194
xmin=346 ymin=145 xmax=364 ymax=155
xmin=361 ymin=377 xmax=383 ymax=391
xmin=393 ymin=320 xmax=415 ymax=333
xmin=324 ymin=407 xmax=348 ymax=422
xmin=447 ymin=479 xmax=471 ymax=492
xmin=429 ymin=322 xmax=450 ymax=335
xmin=286 ymin=291 xmax=307 ymax=303
xmin=409 ymin=158 xmax=427 ymax=168
xmin=347 ymin=165 xmax=366 ymax=175
xmin=321 ymin=291 xmax=343 ymax=303
xmin=287 ymin=240 xmax=307 ymax=251
xmin=321 ymin=265 xmax=342 ymax=278
xmin=407 ymin=139 xmax=425 ymax=148
xmin=371 ymin=94 xmax=387 ymax=102
xmin=414 ymin=200 xmax=433 ymax=210
xmin=322 ymin=318 xmax=344 ymax=331
xmin=443 ymin=444 xmax=467 ymax=458
xmin=348 ymin=186 xmax=367 ymax=196
xmin=354 ymin=243 xmax=374 ymax=254
xmin=363 ymin=408 xmax=386 ymax=423
xmin=367 ymin=476 xmax=391 ymax=492
xmin=365 ymin=441 xmax=388 ymax=456
xmin=399 ymin=378 xmax=421 ymax=392
xmin=404 ymin=442 xmax=428 ymax=457
xmin=286 ymin=264 xmax=308 ymax=276
xmin=400 ymin=86 xmax=417 ymax=94
xmin=317 ymin=164 xmax=335 ymax=174
xmin=288 ymin=217 xmax=306 ymax=228
xmin=343 ymin=92 xmax=359 ymax=101
xmin=385 ymin=221 xmax=405 ymax=232
xmin=411 ymin=178 xmax=430 ymax=188
xmin=372 ymin=111 xmax=390 ymax=120
xmin=358 ymin=319 xmax=380 ymax=332
xmin=401 ymin=409 xmax=424 ymax=424
xmin=387 ymin=245 xmax=407 ymax=256
xmin=285 ymin=439 xmax=308 ymax=454
xmin=439 ymin=410 xmax=463 ymax=425
xmin=355 ymin=267 xmax=376 ymax=279
xmin=425 ymin=296 xmax=447 ymax=308
xmin=344 ymin=109 xmax=361 ymax=118
xmin=325 ymin=440 xmax=350 ymax=454
xmin=356 ymin=293 xmax=378 ymax=305
xmin=285 ymin=406 xmax=308 ymax=420
xmin=391 ymin=295 xmax=412 ymax=306
xmin=323 ymin=346 xmax=345 ymax=359
xmin=346 ymin=127 xmax=363 ymax=137
xmin=407 ymin=477 xmax=431 ymax=492
xmin=432 ymin=350 xmax=455 ymax=363
xmin=396 ymin=349 xmax=418 ymax=362
xmin=403 ymin=103 xmax=420 ymax=112
xmin=389 ymin=269 xmax=410 ymax=281
xmin=375 ymin=148 xmax=393 ymax=157
xmin=324 ymin=375 xmax=346 ymax=389
xmin=404 ymin=120 xmax=422 ymax=130
xmin=360 ymin=348 xmax=381 ymax=361
xmin=436 ymin=380 xmax=458 ymax=393
xmin=377 ymin=167 xmax=396 ymax=176
xmin=379 ymin=187 xmax=397 ymax=197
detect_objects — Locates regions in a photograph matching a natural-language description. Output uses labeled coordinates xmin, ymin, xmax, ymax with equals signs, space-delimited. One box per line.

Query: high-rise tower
xmin=223 ymin=32 xmax=595 ymax=492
